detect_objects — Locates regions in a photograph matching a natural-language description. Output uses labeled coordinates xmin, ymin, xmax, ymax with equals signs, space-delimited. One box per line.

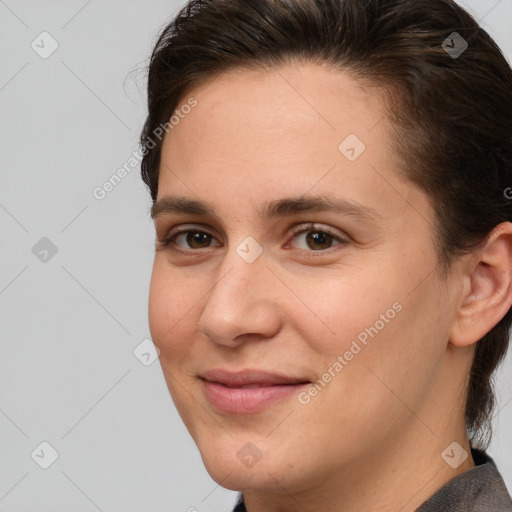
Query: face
xmin=148 ymin=61 xmax=464 ymax=495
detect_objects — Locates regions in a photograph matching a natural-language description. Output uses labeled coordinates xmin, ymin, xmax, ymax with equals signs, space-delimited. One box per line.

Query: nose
xmin=196 ymin=247 xmax=282 ymax=348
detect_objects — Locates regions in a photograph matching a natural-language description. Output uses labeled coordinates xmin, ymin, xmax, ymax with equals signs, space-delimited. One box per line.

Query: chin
xmin=205 ymin=466 xmax=265 ymax=491
xmin=195 ymin=436 xmax=276 ymax=489
xmin=196 ymin=433 xmax=313 ymax=496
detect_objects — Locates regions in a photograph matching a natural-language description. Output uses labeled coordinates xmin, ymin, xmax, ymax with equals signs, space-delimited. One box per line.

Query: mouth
xmin=199 ymin=368 xmax=311 ymax=414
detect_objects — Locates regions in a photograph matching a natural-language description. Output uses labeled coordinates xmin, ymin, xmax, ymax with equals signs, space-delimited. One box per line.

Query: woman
xmin=140 ymin=0 xmax=512 ymax=510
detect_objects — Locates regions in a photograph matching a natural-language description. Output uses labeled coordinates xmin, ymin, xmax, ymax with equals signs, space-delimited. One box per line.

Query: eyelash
xmin=159 ymin=223 xmax=349 ymax=256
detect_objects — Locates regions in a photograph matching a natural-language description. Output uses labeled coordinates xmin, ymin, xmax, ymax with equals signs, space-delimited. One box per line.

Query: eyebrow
xmin=151 ymin=195 xmax=380 ymax=223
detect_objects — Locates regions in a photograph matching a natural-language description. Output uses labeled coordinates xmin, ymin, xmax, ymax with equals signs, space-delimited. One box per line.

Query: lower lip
xmin=201 ymin=379 xmax=310 ymax=414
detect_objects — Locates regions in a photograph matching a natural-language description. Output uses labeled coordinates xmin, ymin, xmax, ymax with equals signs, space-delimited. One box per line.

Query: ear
xmin=450 ymin=222 xmax=512 ymax=348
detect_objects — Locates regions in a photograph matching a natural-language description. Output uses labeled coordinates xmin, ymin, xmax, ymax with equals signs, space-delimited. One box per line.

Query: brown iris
xmin=306 ymin=231 xmax=334 ymax=250
xmin=186 ymin=232 xmax=212 ymax=249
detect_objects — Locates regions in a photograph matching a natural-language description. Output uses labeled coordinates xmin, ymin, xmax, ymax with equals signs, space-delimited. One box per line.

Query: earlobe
xmin=450 ymin=222 xmax=512 ymax=348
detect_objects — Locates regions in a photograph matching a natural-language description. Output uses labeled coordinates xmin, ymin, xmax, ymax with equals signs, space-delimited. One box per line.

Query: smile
xmin=199 ymin=368 xmax=311 ymax=414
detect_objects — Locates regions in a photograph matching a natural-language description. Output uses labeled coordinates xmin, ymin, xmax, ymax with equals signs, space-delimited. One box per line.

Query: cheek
xmin=290 ymin=266 xmax=404 ymax=356
xmin=148 ymin=264 xmax=199 ymax=413
xmin=292 ymin=255 xmax=444 ymax=400
xmin=148 ymin=261 xmax=195 ymax=356
xmin=318 ymin=270 xmax=447 ymax=412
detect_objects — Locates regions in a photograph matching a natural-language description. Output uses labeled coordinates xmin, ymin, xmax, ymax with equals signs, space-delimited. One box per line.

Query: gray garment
xmin=416 ymin=448 xmax=512 ymax=511
xmin=231 ymin=449 xmax=512 ymax=511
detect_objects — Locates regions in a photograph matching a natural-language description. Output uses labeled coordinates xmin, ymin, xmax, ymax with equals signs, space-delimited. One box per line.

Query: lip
xmin=200 ymin=368 xmax=311 ymax=414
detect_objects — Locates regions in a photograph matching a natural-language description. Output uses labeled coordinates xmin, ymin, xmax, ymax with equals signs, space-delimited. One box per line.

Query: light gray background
xmin=1 ymin=1 xmax=511 ymax=511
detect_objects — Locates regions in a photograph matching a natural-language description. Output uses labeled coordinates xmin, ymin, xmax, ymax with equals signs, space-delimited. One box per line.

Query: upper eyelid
xmin=162 ymin=223 xmax=219 ymax=240
xmin=288 ymin=223 xmax=347 ymax=239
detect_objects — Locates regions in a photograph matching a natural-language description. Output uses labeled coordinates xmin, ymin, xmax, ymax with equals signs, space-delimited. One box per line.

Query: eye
xmin=286 ymin=223 xmax=348 ymax=252
xmin=159 ymin=226 xmax=221 ymax=253
xmin=158 ymin=222 xmax=348 ymax=255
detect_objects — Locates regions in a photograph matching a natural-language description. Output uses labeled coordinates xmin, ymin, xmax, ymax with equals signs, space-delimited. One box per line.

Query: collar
xmin=415 ymin=447 xmax=512 ymax=511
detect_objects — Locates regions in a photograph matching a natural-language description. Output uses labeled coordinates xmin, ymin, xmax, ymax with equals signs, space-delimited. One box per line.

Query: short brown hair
xmin=140 ymin=0 xmax=512 ymax=448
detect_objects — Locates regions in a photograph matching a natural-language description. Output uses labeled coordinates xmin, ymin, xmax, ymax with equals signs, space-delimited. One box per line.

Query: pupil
xmin=188 ymin=232 xmax=210 ymax=248
xmin=306 ymin=231 xmax=332 ymax=250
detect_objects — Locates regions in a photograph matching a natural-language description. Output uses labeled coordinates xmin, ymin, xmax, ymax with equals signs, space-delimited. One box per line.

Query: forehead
xmin=157 ymin=61 xmax=432 ymax=229
xmin=163 ymin=61 xmax=388 ymax=165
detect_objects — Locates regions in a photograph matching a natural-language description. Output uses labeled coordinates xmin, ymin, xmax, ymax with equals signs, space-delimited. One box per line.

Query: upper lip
xmin=200 ymin=368 xmax=310 ymax=387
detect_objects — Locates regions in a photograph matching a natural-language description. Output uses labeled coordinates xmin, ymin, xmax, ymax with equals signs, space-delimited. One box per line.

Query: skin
xmin=148 ymin=60 xmax=512 ymax=512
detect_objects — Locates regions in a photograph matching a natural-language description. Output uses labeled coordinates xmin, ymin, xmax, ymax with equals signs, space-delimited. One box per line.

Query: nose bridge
xmin=197 ymin=238 xmax=279 ymax=344
xmin=207 ymin=239 xmax=267 ymax=313
xmin=213 ymin=233 xmax=267 ymax=297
